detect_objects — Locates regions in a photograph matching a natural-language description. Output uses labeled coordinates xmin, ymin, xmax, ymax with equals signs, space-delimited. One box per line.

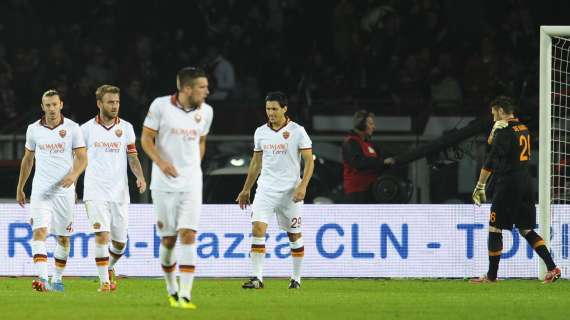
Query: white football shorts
xmin=30 ymin=193 xmax=75 ymax=236
xmin=151 ymin=189 xmax=201 ymax=237
xmin=251 ymin=190 xmax=303 ymax=233
xmin=85 ymin=200 xmax=129 ymax=242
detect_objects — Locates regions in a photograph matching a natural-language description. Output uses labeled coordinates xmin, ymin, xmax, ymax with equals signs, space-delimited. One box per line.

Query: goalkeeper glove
xmin=488 ymin=120 xmax=508 ymax=144
xmin=472 ymin=182 xmax=486 ymax=206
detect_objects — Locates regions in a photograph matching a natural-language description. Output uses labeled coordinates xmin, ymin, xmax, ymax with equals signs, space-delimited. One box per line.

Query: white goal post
xmin=539 ymin=26 xmax=570 ymax=279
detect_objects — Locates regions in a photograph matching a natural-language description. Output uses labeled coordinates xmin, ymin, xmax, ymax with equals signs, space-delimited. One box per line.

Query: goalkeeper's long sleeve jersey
xmin=482 ymin=118 xmax=531 ymax=179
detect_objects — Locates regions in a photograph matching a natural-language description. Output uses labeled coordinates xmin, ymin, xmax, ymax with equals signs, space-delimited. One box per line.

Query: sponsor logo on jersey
xmin=115 ymin=128 xmax=123 ymax=137
xmin=94 ymin=141 xmax=122 ymax=153
xmin=263 ymin=143 xmax=288 ymax=155
xmin=283 ymin=131 xmax=290 ymax=139
xmin=171 ymin=128 xmax=198 ymax=140
xmin=38 ymin=142 xmax=66 ymax=154
xmin=59 ymin=129 xmax=66 ymax=138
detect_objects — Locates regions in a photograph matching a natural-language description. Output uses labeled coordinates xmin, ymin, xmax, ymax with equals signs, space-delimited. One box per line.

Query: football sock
xmin=31 ymin=240 xmax=48 ymax=280
xmin=108 ymin=244 xmax=125 ymax=270
xmin=95 ymin=243 xmax=110 ymax=284
xmin=523 ymin=231 xmax=556 ymax=270
xmin=251 ymin=237 xmax=266 ymax=282
xmin=53 ymin=243 xmax=69 ymax=282
xmin=290 ymin=237 xmax=304 ymax=283
xmin=178 ymin=244 xmax=196 ymax=300
xmin=487 ymin=232 xmax=502 ymax=280
xmin=160 ymin=243 xmax=178 ymax=295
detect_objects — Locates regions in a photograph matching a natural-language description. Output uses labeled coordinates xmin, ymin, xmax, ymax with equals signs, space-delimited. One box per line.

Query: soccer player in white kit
xmin=16 ymin=89 xmax=87 ymax=292
xmin=236 ymin=91 xmax=314 ymax=289
xmin=81 ymin=85 xmax=147 ymax=292
xmin=141 ymin=67 xmax=213 ymax=309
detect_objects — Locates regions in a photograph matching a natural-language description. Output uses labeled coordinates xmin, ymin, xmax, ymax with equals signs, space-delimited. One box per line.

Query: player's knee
xmin=179 ymin=229 xmax=196 ymax=244
xmin=252 ymin=222 xmax=267 ymax=237
xmin=112 ymin=240 xmax=126 ymax=251
xmin=518 ymin=229 xmax=531 ymax=236
xmin=57 ymin=236 xmax=70 ymax=248
xmin=95 ymin=232 xmax=110 ymax=245
xmin=32 ymin=228 xmax=48 ymax=241
xmin=489 ymin=226 xmax=502 ymax=233
xmin=521 ymin=229 xmax=543 ymax=246
xmin=161 ymin=236 xmax=177 ymax=249
xmin=287 ymin=232 xmax=302 ymax=242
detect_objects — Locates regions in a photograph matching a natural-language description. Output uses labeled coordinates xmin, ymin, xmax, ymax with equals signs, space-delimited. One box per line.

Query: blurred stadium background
xmin=2 ymin=0 xmax=569 ymax=205
xmin=1 ymin=1 xmax=570 ymax=319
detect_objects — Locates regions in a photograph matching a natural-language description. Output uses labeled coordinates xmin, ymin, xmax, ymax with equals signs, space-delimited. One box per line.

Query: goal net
xmin=539 ymin=26 xmax=570 ymax=279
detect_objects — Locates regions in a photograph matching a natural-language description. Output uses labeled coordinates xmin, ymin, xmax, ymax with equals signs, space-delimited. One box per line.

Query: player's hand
xmin=384 ymin=157 xmax=395 ymax=165
xmin=488 ymin=120 xmax=508 ymax=144
xmin=137 ymin=178 xmax=147 ymax=193
xmin=472 ymin=182 xmax=486 ymax=206
xmin=157 ymin=159 xmax=178 ymax=178
xmin=16 ymin=189 xmax=26 ymax=208
xmin=59 ymin=173 xmax=77 ymax=188
xmin=293 ymin=185 xmax=307 ymax=203
xmin=236 ymin=190 xmax=251 ymax=209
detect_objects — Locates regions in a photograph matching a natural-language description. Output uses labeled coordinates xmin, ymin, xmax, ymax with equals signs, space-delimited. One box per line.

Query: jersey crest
xmin=59 ymin=129 xmax=66 ymax=138
xmin=115 ymin=128 xmax=123 ymax=137
xmin=283 ymin=131 xmax=290 ymax=139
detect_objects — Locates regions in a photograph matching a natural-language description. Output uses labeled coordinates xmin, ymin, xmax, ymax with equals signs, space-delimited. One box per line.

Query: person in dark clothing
xmin=470 ymin=96 xmax=561 ymax=284
xmin=342 ymin=110 xmax=394 ymax=203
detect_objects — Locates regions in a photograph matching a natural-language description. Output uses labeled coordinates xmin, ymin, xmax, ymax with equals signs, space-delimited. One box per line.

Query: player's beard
xmin=102 ymin=109 xmax=118 ymax=120
xmin=189 ymin=97 xmax=202 ymax=109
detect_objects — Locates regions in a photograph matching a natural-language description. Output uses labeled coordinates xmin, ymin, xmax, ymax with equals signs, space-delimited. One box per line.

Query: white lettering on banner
xmin=1 ymin=204 xmax=568 ymax=278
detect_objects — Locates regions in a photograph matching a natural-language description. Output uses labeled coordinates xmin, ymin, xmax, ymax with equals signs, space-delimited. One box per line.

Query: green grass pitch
xmin=1 ymin=278 xmax=569 ymax=319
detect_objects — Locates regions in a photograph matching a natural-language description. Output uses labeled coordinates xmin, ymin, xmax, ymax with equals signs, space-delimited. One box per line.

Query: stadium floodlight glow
xmin=539 ymin=25 xmax=570 ymax=280
xmin=230 ymin=158 xmax=245 ymax=167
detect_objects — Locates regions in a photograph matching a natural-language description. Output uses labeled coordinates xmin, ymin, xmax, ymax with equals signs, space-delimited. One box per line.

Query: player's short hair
xmin=489 ymin=96 xmax=516 ymax=114
xmin=265 ymin=91 xmax=288 ymax=108
xmin=177 ymin=66 xmax=207 ymax=88
xmin=353 ymin=110 xmax=374 ymax=131
xmin=95 ymin=84 xmax=120 ymax=101
xmin=41 ymin=89 xmax=61 ymax=100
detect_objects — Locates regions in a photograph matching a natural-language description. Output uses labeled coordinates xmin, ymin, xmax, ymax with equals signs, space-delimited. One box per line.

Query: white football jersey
xmin=25 ymin=117 xmax=86 ymax=199
xmin=143 ymin=94 xmax=213 ymax=191
xmin=254 ymin=120 xmax=312 ymax=193
xmin=82 ymin=116 xmax=137 ymax=203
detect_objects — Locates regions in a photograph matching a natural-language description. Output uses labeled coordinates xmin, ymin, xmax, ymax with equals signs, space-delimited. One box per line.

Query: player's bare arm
xmin=141 ymin=127 xmax=178 ymax=178
xmin=16 ymin=149 xmax=35 ymax=207
xmin=199 ymin=135 xmax=207 ymax=160
xmin=128 ymin=153 xmax=147 ymax=193
xmin=236 ymin=151 xmax=262 ymax=209
xmin=293 ymin=149 xmax=314 ymax=203
xmin=60 ymin=147 xmax=87 ymax=188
